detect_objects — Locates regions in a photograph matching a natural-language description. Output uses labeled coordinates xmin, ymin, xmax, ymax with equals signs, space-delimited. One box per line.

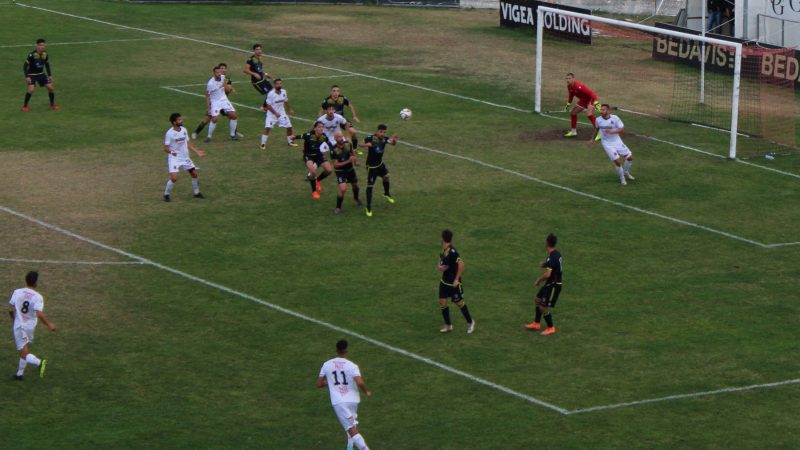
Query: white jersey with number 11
xmin=319 ymin=357 xmax=361 ymax=405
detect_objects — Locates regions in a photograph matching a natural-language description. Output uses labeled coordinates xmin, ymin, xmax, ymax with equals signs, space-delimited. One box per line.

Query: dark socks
xmin=195 ymin=122 xmax=206 ymax=134
xmin=336 ymin=195 xmax=343 ymax=209
xmin=24 ymin=93 xmax=31 ymax=106
xmin=535 ymin=308 xmax=542 ymax=323
xmin=309 ymin=178 xmax=317 ymax=192
xmin=352 ymin=186 xmax=360 ymax=201
xmin=317 ymin=171 xmax=330 ymax=182
xmin=366 ymin=186 xmax=373 ymax=209
xmin=383 ymin=180 xmax=391 ymax=196
xmin=458 ymin=303 xmax=473 ymax=323
xmin=544 ymin=314 xmax=554 ymax=328
xmin=441 ymin=306 xmax=451 ymax=325
xmin=48 ymin=92 xmax=55 ymax=106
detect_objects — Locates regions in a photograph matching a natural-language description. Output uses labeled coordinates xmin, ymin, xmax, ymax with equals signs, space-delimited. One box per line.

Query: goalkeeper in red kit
xmin=564 ymin=73 xmax=601 ymax=138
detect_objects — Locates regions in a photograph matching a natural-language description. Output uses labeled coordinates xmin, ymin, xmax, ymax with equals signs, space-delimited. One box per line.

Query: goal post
xmin=535 ymin=6 xmax=744 ymax=159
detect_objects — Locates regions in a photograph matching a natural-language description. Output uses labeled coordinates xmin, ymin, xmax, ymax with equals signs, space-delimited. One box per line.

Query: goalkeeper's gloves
xmin=593 ymin=100 xmax=601 ymax=112
xmin=564 ymin=102 xmax=572 ymax=112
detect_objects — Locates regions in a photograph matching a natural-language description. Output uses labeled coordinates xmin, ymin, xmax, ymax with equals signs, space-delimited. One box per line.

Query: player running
xmin=564 ymin=73 xmax=600 ymax=138
xmin=330 ymin=130 xmax=363 ymax=214
xmin=524 ymin=233 xmax=563 ymax=335
xmin=317 ymin=339 xmax=372 ymax=450
xmin=243 ymin=44 xmax=273 ymax=96
xmin=204 ymin=65 xmax=240 ymax=142
xmin=163 ymin=113 xmax=206 ymax=202
xmin=9 ymin=271 xmax=56 ymax=381
xmin=261 ymin=78 xmax=298 ymax=150
xmin=588 ymin=104 xmax=635 ymax=186
xmin=22 ymin=38 xmax=58 ymax=111
xmin=363 ymin=124 xmax=399 ymax=217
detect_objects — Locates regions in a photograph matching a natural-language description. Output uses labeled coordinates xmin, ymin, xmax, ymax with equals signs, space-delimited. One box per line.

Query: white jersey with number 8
xmin=9 ymin=288 xmax=44 ymax=330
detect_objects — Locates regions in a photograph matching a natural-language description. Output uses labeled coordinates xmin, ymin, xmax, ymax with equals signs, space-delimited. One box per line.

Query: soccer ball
xmin=399 ymin=108 xmax=412 ymax=120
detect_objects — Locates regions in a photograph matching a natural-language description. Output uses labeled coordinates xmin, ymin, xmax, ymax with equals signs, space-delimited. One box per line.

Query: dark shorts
xmin=27 ymin=74 xmax=50 ymax=87
xmin=336 ymin=168 xmax=358 ymax=184
xmin=252 ymin=79 xmax=273 ymax=96
xmin=304 ymin=154 xmax=325 ymax=166
xmin=367 ymin=164 xmax=388 ymax=185
xmin=536 ymin=284 xmax=562 ymax=308
xmin=439 ymin=282 xmax=464 ymax=302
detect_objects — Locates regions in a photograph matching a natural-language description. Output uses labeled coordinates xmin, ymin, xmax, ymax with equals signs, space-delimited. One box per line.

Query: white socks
xmin=207 ymin=122 xmax=216 ymax=137
xmin=261 ymin=135 xmax=268 ymax=145
xmin=615 ymin=165 xmax=624 ymax=181
xmin=352 ymin=433 xmax=368 ymax=450
xmin=17 ymin=358 xmax=27 ymax=376
xmin=164 ymin=180 xmax=174 ymax=195
xmin=346 ymin=434 xmax=354 ymax=450
xmin=192 ymin=178 xmax=199 ymax=195
xmin=286 ymin=136 xmax=293 ymax=145
xmin=230 ymin=119 xmax=238 ymax=136
xmin=25 ymin=353 xmax=41 ymax=366
xmin=623 ymin=159 xmax=632 ymax=173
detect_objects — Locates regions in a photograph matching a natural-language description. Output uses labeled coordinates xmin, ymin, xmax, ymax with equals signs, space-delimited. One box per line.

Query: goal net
xmin=534 ymin=6 xmax=799 ymax=159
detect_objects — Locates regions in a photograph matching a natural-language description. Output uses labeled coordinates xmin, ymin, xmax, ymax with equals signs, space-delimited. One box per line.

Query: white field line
xmin=764 ymin=241 xmax=800 ymax=248
xmin=691 ymin=122 xmax=751 ymax=137
xmin=16 ymin=2 xmax=800 ymax=181
xmin=567 ymin=378 xmax=800 ymax=414
xmin=163 ymin=86 xmax=778 ymax=248
xmin=0 ymin=257 xmax=144 ymax=265
xmin=0 ymin=204 xmax=568 ymax=415
xmin=165 ymin=74 xmax=356 ymax=88
xmin=0 ymin=37 xmax=174 ymax=48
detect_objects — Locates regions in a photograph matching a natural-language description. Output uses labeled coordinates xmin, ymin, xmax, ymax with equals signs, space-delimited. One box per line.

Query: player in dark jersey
xmin=22 ymin=39 xmax=58 ymax=111
xmin=438 ymin=229 xmax=475 ymax=334
xmin=291 ymin=121 xmax=333 ymax=199
xmin=362 ymin=124 xmax=398 ymax=217
xmin=320 ymin=85 xmax=361 ymax=150
xmin=330 ymin=130 xmax=363 ymax=214
xmin=192 ymin=63 xmax=236 ymax=139
xmin=524 ymin=233 xmax=563 ymax=335
xmin=243 ymin=44 xmax=273 ymax=96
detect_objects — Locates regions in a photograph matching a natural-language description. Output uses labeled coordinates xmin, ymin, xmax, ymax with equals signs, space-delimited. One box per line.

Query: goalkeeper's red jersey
xmin=567 ymin=80 xmax=598 ymax=104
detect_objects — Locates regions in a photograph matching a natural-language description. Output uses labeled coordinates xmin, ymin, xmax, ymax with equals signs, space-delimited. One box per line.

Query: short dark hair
xmin=336 ymin=339 xmax=348 ymax=354
xmin=442 ymin=229 xmax=453 ymax=243
xmin=273 ymin=78 xmax=282 ymax=83
xmin=313 ymin=121 xmax=324 ymax=128
xmin=218 ymin=62 xmax=227 ymax=68
xmin=25 ymin=271 xmax=38 ymax=286
xmin=253 ymin=44 xmax=262 ymax=50
xmin=169 ymin=112 xmax=181 ymax=124
xmin=566 ymin=72 xmax=574 ymax=77
xmin=36 ymin=38 xmax=46 ymax=44
xmin=331 ymin=84 xmax=340 ymax=89
xmin=546 ymin=233 xmax=558 ymax=248
xmin=377 ymin=124 xmax=387 ymax=131
xmin=601 ymin=103 xmax=610 ymax=109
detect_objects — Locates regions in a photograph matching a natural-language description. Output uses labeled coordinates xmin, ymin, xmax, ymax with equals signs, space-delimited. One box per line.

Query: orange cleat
xmin=312 ymin=191 xmax=320 ymax=199
xmin=21 ymin=106 xmax=30 ymax=112
xmin=541 ymin=327 xmax=556 ymax=336
xmin=50 ymin=105 xmax=60 ymax=110
xmin=523 ymin=321 xmax=541 ymax=330
xmin=315 ymin=179 xmax=322 ymax=192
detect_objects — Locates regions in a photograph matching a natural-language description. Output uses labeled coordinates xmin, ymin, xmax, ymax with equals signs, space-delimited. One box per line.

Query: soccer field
xmin=1 ymin=1 xmax=799 ymax=448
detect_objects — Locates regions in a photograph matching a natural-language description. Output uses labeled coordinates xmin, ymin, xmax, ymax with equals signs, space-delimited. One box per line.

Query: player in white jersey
xmin=260 ymin=78 xmax=299 ymax=150
xmin=317 ymin=104 xmax=358 ymax=144
xmin=192 ymin=63 xmax=240 ymax=140
xmin=588 ymin=104 xmax=635 ymax=186
xmin=204 ymin=65 xmax=240 ymax=143
xmin=317 ymin=339 xmax=372 ymax=450
xmin=8 ymin=271 xmax=56 ymax=380
xmin=163 ymin=112 xmax=207 ymax=202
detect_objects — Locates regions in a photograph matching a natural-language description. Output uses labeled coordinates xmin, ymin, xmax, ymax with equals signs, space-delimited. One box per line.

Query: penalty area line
xmin=0 ymin=204 xmax=569 ymax=415
xmin=0 ymin=257 xmax=144 ymax=265
xmin=0 ymin=37 xmax=174 ymax=48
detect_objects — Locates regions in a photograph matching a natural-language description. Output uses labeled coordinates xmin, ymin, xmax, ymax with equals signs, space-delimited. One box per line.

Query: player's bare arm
xmin=534 ymin=268 xmax=552 ymax=288
xmin=36 ymin=311 xmax=56 ymax=331
xmin=8 ymin=305 xmax=14 ymax=322
xmin=349 ymin=104 xmax=361 ymax=123
xmin=389 ymin=134 xmax=399 ymax=145
xmin=454 ymin=260 xmax=464 ymax=285
xmin=353 ymin=376 xmax=372 ymax=398
xmin=189 ymin=142 xmax=206 ymax=158
xmin=285 ymin=101 xmax=294 ymax=116
xmin=163 ymin=144 xmax=176 ymax=156
xmin=316 ymin=376 xmax=328 ymax=388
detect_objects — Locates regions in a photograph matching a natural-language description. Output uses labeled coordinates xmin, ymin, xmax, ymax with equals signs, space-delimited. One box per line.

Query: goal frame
xmin=534 ymin=6 xmax=743 ymax=159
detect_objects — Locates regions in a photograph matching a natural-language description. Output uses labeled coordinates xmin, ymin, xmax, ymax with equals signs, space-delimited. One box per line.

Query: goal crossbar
xmin=535 ymin=6 xmax=743 ymax=158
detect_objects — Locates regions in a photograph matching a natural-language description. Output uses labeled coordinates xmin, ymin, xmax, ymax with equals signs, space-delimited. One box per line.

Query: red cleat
xmin=315 ymin=179 xmax=322 ymax=192
xmin=50 ymin=105 xmax=60 ymax=110
xmin=523 ymin=321 xmax=541 ymax=330
xmin=541 ymin=327 xmax=556 ymax=336
xmin=312 ymin=191 xmax=320 ymax=199
xmin=21 ymin=106 xmax=30 ymax=112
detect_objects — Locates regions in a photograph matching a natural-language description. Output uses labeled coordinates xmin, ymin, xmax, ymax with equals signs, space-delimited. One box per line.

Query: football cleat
xmin=229 ymin=135 xmax=240 ymax=141
xmin=593 ymin=100 xmax=601 ymax=112
xmin=236 ymin=131 xmax=244 ymax=138
xmin=355 ymin=199 xmax=364 ymax=206
xmin=50 ymin=105 xmax=60 ymax=110
xmin=193 ymin=192 xmax=205 ymax=199
xmin=203 ymin=137 xmax=211 ymax=143
xmin=334 ymin=208 xmax=342 ymax=215
xmin=39 ymin=359 xmax=47 ymax=379
xmin=625 ymin=172 xmax=635 ymax=180
xmin=191 ymin=132 xmax=198 ymax=140
xmin=467 ymin=320 xmax=476 ymax=334
xmin=594 ymin=132 xmax=601 ymax=142
xmin=21 ymin=106 xmax=30 ymax=112
xmin=163 ymin=194 xmax=171 ymax=202
xmin=383 ymin=194 xmax=395 ymax=204
xmin=564 ymin=130 xmax=577 ymax=138
xmin=439 ymin=324 xmax=453 ymax=333
xmin=312 ymin=191 xmax=320 ymax=200
xmin=316 ymin=180 xmax=322 ymax=193
xmin=14 ymin=375 xmax=23 ymax=381
xmin=260 ymin=144 xmax=266 ymax=151
xmin=541 ymin=327 xmax=556 ymax=336
xmin=287 ymin=141 xmax=299 ymax=148
xmin=365 ymin=208 xmax=373 ymax=217
xmin=620 ymin=179 xmax=627 ymax=186
xmin=524 ymin=321 xmax=541 ymax=330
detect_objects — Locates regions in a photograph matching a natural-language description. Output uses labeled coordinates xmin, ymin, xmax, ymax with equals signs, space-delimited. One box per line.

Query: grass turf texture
xmin=1 ymin=1 xmax=799 ymax=448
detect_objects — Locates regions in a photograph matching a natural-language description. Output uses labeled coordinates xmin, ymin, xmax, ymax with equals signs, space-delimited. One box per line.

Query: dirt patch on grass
xmin=519 ymin=129 xmax=571 ymax=143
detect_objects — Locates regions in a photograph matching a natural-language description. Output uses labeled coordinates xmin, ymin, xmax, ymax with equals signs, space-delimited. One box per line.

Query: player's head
xmin=35 ymin=39 xmax=46 ymax=52
xmin=600 ymin=103 xmax=611 ymax=118
xmin=442 ymin=229 xmax=453 ymax=244
xmin=169 ymin=112 xmax=183 ymax=127
xmin=546 ymin=233 xmax=557 ymax=249
xmin=336 ymin=339 xmax=348 ymax=356
xmin=273 ymin=78 xmax=283 ymax=90
xmin=313 ymin=121 xmax=324 ymax=135
xmin=330 ymin=85 xmax=340 ymax=97
xmin=326 ymin=104 xmax=336 ymax=117
xmin=213 ymin=65 xmax=222 ymax=79
xmin=565 ymin=73 xmax=575 ymax=85
xmin=334 ymin=130 xmax=345 ymax=144
xmin=218 ymin=63 xmax=228 ymax=74
xmin=25 ymin=271 xmax=38 ymax=288
xmin=252 ymin=44 xmax=262 ymax=56
xmin=376 ymin=124 xmax=387 ymax=138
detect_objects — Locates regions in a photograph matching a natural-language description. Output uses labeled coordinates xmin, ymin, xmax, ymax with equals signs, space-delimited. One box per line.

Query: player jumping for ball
xmin=564 ymin=73 xmax=600 ymax=138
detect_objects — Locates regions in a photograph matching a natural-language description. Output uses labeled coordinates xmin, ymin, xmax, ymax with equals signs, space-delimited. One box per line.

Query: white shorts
xmin=332 ymin=402 xmax=359 ymax=431
xmin=210 ymin=99 xmax=235 ymax=117
xmin=13 ymin=326 xmax=34 ymax=351
xmin=264 ymin=113 xmax=292 ymax=129
xmin=168 ymin=158 xmax=196 ymax=174
xmin=601 ymin=141 xmax=632 ymax=161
